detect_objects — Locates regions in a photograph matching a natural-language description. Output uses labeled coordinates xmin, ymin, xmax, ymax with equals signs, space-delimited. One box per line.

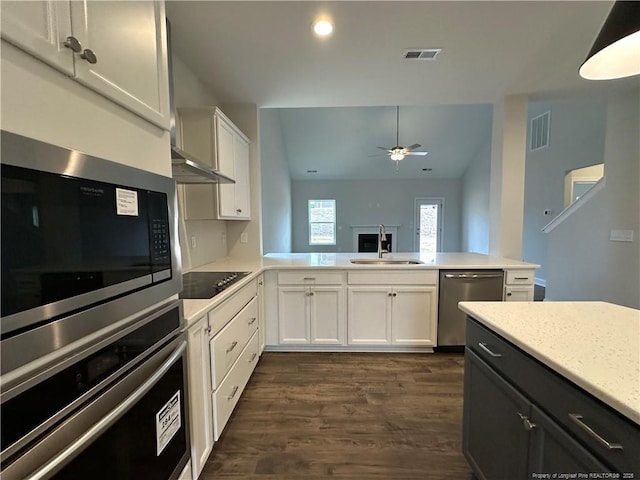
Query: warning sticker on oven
xmin=155 ymin=390 xmax=181 ymax=456
xmin=116 ymin=188 xmax=139 ymax=216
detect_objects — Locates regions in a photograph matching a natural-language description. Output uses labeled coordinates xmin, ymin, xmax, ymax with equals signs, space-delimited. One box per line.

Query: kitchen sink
xmin=349 ymin=258 xmax=424 ymax=265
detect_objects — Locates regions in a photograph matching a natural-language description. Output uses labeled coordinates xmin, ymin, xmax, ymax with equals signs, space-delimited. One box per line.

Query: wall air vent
xmin=403 ymin=48 xmax=441 ymax=60
xmin=530 ymin=111 xmax=551 ymax=151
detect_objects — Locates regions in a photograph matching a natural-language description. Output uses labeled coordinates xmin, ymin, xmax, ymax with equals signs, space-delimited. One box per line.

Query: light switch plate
xmin=610 ymin=229 xmax=634 ymax=242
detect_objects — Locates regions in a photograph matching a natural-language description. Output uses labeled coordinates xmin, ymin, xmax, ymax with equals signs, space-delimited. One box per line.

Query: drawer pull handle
xmin=478 ymin=342 xmax=502 ymax=358
xmin=226 ymin=341 xmax=238 ymax=353
xmin=514 ymin=277 xmax=529 ymax=281
xmin=568 ymin=414 xmax=623 ymax=450
xmin=248 ymin=317 xmax=257 ymax=325
xmin=227 ymin=385 xmax=239 ymax=400
xmin=249 ymin=353 xmax=257 ymax=363
xmin=303 ymin=277 xmax=315 ymax=281
xmin=517 ymin=412 xmax=537 ymax=431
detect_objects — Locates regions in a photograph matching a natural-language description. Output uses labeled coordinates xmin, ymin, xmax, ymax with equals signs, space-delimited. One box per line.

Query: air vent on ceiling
xmin=530 ymin=111 xmax=551 ymax=151
xmin=403 ymin=48 xmax=441 ymax=60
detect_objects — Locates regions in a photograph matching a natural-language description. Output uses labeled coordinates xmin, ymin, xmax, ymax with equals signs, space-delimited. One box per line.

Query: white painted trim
xmin=542 ymin=177 xmax=606 ymax=234
xmin=264 ymin=345 xmax=434 ymax=353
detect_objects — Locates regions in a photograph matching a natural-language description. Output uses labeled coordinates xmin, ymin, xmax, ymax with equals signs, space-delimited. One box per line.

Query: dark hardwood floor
xmin=200 ymin=352 xmax=473 ymax=479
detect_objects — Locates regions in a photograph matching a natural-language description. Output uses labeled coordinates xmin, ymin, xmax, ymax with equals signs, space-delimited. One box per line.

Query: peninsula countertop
xmin=180 ymin=252 xmax=537 ymax=326
xmin=458 ymin=301 xmax=640 ymax=425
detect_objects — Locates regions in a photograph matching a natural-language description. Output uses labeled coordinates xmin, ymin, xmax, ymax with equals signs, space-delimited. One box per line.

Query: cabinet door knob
xmin=63 ymin=36 xmax=82 ymax=53
xmin=392 ymin=292 xmax=397 ymax=297
xmin=80 ymin=48 xmax=98 ymax=64
xmin=236 ymin=209 xmax=242 ymax=213
xmin=517 ymin=412 xmax=537 ymax=431
xmin=506 ymin=292 xmax=513 ymax=297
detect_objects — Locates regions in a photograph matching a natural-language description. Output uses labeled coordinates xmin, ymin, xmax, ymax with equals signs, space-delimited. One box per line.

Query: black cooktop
xmin=179 ymin=271 xmax=250 ymax=299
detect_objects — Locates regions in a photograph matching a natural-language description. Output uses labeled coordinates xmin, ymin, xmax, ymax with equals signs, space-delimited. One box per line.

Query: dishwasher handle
xmin=444 ymin=273 xmax=504 ymax=280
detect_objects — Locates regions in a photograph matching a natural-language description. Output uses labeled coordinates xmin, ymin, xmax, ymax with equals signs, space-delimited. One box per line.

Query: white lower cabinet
xmin=185 ymin=278 xmax=261 ymax=479
xmin=186 ymin=316 xmax=214 ymax=480
xmin=504 ymin=269 xmax=536 ymax=301
xmin=208 ymin=279 xmax=260 ymax=442
xmin=212 ymin=331 xmax=259 ymax=440
xmin=347 ymin=270 xmax=438 ymax=347
xmin=391 ymin=286 xmax=437 ymax=345
xmin=347 ymin=287 xmax=391 ymax=344
xmin=277 ymin=271 xmax=345 ymax=345
xmin=347 ymin=285 xmax=437 ymax=346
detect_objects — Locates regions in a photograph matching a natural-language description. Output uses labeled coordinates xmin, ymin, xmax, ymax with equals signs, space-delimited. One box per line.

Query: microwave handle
xmin=27 ymin=340 xmax=187 ymax=480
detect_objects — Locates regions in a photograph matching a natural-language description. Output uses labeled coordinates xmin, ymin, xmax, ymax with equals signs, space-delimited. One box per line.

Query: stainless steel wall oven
xmin=1 ymin=301 xmax=190 ymax=479
xmin=1 ymin=130 xmax=182 ymax=374
xmin=1 ymin=131 xmax=187 ymax=479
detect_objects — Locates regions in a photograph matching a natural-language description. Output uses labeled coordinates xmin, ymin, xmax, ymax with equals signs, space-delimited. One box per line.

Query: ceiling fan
xmin=374 ymin=106 xmax=428 ymax=169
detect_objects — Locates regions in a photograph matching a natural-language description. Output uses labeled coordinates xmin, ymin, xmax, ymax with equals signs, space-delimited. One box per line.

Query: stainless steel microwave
xmin=0 ymin=130 xmax=182 ymax=377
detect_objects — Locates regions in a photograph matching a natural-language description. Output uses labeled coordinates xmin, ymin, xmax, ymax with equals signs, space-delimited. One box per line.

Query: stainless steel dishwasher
xmin=437 ymin=270 xmax=504 ymax=350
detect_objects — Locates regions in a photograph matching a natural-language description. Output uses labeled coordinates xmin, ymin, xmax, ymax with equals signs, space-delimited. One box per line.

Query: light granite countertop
xmin=180 ymin=252 xmax=538 ymax=323
xmin=458 ymin=301 xmax=640 ymax=425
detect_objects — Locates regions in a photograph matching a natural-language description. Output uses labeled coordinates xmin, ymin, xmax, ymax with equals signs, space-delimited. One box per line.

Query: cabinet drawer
xmin=210 ymin=297 xmax=258 ymax=389
xmin=277 ymin=271 xmax=344 ymax=285
xmin=505 ymin=270 xmax=535 ymax=285
xmin=212 ymin=331 xmax=259 ymax=441
xmin=467 ymin=319 xmax=640 ymax=473
xmin=348 ymin=270 xmax=437 ymax=285
xmin=208 ymin=279 xmax=257 ymax=335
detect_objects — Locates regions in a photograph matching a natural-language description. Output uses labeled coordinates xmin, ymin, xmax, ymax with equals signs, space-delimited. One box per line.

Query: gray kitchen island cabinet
xmin=463 ymin=315 xmax=639 ymax=479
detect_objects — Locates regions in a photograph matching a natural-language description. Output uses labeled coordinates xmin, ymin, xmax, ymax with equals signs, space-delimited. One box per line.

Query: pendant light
xmin=579 ymin=1 xmax=640 ymax=80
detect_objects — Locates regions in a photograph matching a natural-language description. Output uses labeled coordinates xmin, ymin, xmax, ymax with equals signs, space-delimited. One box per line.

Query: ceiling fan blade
xmin=405 ymin=144 xmax=422 ymax=151
xmin=406 ymin=151 xmax=429 ymax=156
xmin=376 ymin=146 xmax=392 ymax=151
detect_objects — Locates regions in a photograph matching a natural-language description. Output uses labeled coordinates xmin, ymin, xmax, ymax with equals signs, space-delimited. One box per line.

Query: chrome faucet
xmin=377 ymin=224 xmax=388 ymax=258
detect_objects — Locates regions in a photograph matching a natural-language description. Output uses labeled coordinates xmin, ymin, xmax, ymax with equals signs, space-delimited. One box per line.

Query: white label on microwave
xmin=116 ymin=188 xmax=139 ymax=216
xmin=156 ymin=390 xmax=181 ymax=456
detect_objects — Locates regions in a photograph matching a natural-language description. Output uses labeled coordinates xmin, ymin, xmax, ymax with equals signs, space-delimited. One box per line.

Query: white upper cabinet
xmin=1 ymin=0 xmax=170 ymax=130
xmin=179 ymin=107 xmax=252 ymax=221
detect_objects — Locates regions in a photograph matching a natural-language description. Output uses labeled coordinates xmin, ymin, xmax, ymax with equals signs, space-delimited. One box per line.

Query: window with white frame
xmin=308 ymin=200 xmax=336 ymax=245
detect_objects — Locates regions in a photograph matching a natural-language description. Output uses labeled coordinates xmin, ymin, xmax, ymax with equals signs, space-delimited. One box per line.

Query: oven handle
xmin=27 ymin=340 xmax=187 ymax=480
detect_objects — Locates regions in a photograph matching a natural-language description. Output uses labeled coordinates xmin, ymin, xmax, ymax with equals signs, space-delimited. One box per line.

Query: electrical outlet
xmin=610 ymin=229 xmax=634 ymax=242
xmin=190 ymin=235 xmax=197 ymax=248
xmin=240 ymin=232 xmax=248 ymax=244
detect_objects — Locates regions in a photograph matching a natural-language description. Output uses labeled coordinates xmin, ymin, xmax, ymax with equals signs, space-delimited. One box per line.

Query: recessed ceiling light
xmin=422 ymin=168 xmax=433 ymax=172
xmin=313 ymin=19 xmax=333 ymax=37
xmin=307 ymin=169 xmax=318 ymax=174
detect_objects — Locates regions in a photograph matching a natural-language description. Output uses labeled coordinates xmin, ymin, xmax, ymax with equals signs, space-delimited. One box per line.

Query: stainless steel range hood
xmin=167 ymin=19 xmax=234 ymax=185
xmin=171 ymin=146 xmax=234 ymax=184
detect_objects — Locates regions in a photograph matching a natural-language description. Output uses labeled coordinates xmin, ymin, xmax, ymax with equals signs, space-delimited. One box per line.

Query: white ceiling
xmin=165 ymin=1 xmax=626 ymax=180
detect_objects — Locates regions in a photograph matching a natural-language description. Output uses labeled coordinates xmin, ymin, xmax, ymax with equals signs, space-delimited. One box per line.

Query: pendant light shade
xmin=579 ymin=1 xmax=640 ymax=80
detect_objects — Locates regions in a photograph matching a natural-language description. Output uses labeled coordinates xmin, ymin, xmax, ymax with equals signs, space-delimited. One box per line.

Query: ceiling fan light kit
xmin=374 ymin=106 xmax=428 ymax=170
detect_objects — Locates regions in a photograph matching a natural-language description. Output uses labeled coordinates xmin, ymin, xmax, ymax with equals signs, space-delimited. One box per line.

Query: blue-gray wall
xmin=291 ymin=179 xmax=462 ymax=253
xmin=545 ymin=87 xmax=639 ymax=308
xmin=523 ymin=99 xmax=607 ymax=283
xmin=260 ymin=109 xmax=293 ymax=253
xmin=461 ymin=138 xmax=492 ymax=254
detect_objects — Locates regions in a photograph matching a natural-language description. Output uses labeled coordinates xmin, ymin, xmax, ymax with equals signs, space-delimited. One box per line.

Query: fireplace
xmin=352 ymin=226 xmax=399 ymax=253
xmin=358 ymin=233 xmax=392 ymax=253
